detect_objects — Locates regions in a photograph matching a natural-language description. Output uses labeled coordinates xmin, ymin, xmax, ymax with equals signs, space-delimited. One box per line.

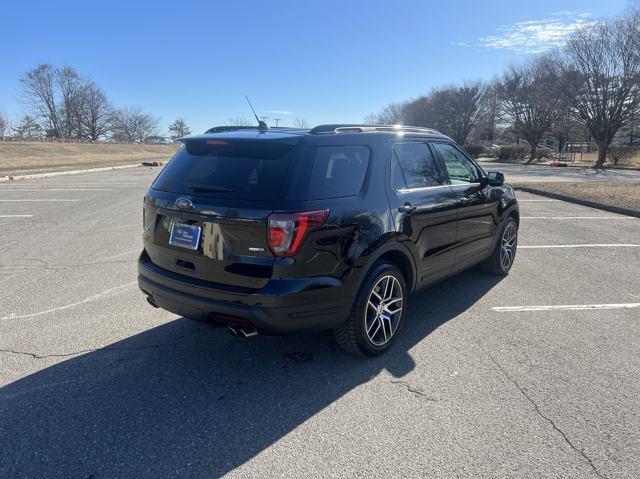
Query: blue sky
xmin=0 ymin=0 xmax=629 ymax=134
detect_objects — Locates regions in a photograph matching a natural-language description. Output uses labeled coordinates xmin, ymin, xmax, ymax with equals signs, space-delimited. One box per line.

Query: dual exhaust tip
xmin=228 ymin=326 xmax=258 ymax=338
xmin=146 ymin=295 xmax=257 ymax=338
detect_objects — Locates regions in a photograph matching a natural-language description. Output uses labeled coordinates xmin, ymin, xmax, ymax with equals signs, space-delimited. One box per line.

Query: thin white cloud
xmin=451 ymin=37 xmax=471 ymax=48
xmin=265 ymin=110 xmax=293 ymax=116
xmin=475 ymin=11 xmax=594 ymax=54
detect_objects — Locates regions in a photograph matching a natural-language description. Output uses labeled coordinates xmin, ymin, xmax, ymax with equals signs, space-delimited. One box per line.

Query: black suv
xmin=138 ymin=124 xmax=519 ymax=356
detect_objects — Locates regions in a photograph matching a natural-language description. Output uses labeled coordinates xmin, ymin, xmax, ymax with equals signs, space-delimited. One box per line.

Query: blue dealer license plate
xmin=169 ymin=223 xmax=202 ymax=250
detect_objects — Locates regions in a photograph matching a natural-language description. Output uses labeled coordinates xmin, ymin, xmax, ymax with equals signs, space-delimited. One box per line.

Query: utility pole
xmin=274 ymin=118 xmax=281 ymax=127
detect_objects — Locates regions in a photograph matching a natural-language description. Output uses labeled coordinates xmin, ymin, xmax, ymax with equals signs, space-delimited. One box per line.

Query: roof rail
xmin=308 ymin=124 xmax=443 ymax=135
xmin=308 ymin=124 xmax=366 ymax=134
xmin=204 ymin=125 xmax=310 ymax=134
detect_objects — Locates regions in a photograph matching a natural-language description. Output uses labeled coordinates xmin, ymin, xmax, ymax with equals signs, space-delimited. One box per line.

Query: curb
xmin=0 ymin=163 xmax=144 ymax=182
xmin=515 ymin=185 xmax=640 ymax=219
xmin=478 ymin=159 xmax=640 ymax=172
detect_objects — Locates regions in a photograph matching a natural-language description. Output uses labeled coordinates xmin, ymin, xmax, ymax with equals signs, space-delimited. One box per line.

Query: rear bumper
xmin=137 ymin=253 xmax=354 ymax=335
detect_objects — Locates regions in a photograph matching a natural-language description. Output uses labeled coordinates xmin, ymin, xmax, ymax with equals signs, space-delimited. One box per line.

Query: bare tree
xmin=551 ymin=107 xmax=588 ymax=154
xmin=497 ymin=56 xmax=562 ymax=163
xmin=110 ymin=107 xmax=159 ymax=142
xmin=168 ymin=118 xmax=192 ymax=141
xmin=57 ymin=66 xmax=84 ymax=139
xmin=364 ymin=102 xmax=406 ymax=125
xmin=20 ymin=64 xmax=115 ymax=141
xmin=81 ymin=81 xmax=112 ymax=141
xmin=471 ymin=79 xmax=500 ymax=143
xmin=292 ymin=117 xmax=310 ymax=128
xmin=617 ymin=102 xmax=640 ymax=144
xmin=21 ymin=64 xmax=61 ymax=138
xmin=225 ymin=117 xmax=252 ymax=126
xmin=435 ymin=82 xmax=486 ymax=144
xmin=402 ymin=96 xmax=430 ymax=128
xmin=558 ymin=8 xmax=640 ymax=168
xmin=0 ymin=111 xmax=9 ymax=140
xmin=13 ymin=115 xmax=43 ymax=140
xmin=402 ymin=83 xmax=486 ymax=144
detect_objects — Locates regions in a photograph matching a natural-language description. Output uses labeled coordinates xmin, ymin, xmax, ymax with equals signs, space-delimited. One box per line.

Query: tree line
xmin=2 ymin=5 xmax=639 ymax=168
xmin=0 ymin=64 xmax=192 ymax=143
xmin=365 ymin=4 xmax=640 ymax=168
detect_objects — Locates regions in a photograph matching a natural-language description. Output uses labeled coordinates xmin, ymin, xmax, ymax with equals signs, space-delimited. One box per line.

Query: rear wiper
xmin=187 ymin=185 xmax=234 ymax=193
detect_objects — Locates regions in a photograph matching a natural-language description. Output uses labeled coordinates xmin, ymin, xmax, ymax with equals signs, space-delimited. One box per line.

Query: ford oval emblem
xmin=175 ymin=197 xmax=194 ymax=210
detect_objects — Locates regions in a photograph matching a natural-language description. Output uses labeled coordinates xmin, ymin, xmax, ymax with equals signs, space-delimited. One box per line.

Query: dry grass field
xmin=518 ymin=181 xmax=640 ymax=212
xmin=560 ymin=151 xmax=640 ymax=168
xmin=0 ymin=142 xmax=180 ymax=176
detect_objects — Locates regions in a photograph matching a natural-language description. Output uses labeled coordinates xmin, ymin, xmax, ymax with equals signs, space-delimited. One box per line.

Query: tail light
xmin=268 ymin=209 xmax=329 ymax=257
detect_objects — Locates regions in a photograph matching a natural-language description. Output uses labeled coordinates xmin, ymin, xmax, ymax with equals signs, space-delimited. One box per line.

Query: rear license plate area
xmin=169 ymin=223 xmax=202 ymax=250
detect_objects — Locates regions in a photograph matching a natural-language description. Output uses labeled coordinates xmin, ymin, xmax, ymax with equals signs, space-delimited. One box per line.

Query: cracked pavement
xmin=1 ymin=168 xmax=640 ymax=478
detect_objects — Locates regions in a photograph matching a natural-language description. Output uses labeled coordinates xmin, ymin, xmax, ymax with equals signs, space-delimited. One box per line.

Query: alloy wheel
xmin=500 ymin=222 xmax=517 ymax=270
xmin=365 ymin=275 xmax=403 ymax=346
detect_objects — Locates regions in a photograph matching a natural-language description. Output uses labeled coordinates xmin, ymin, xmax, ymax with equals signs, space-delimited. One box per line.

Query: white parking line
xmin=0 ymin=282 xmax=137 ymax=320
xmin=0 ymin=188 xmax=112 ymax=192
xmin=521 ymin=216 xmax=632 ymax=220
xmin=493 ymin=303 xmax=640 ymax=312
xmin=517 ymin=199 xmax=560 ymax=202
xmin=519 ymin=244 xmax=640 ymax=249
xmin=0 ymin=199 xmax=79 ymax=202
xmin=20 ymin=182 xmax=141 ymax=186
xmin=98 ymin=248 xmax=142 ymax=261
xmin=0 ymin=215 xmax=34 ymax=218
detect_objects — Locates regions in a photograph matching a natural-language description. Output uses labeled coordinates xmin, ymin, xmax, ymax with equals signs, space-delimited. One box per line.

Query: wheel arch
xmin=498 ymin=202 xmax=519 ymax=227
xmin=358 ymin=243 xmax=417 ymax=293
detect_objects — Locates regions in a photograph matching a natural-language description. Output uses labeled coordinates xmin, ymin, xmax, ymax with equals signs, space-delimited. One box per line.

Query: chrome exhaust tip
xmin=239 ymin=328 xmax=258 ymax=338
xmin=146 ymin=296 xmax=159 ymax=308
xmin=228 ymin=326 xmax=257 ymax=338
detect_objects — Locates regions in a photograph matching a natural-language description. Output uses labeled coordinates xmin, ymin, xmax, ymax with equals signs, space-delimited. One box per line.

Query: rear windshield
xmin=152 ymin=140 xmax=370 ymax=201
xmin=152 ymin=140 xmax=298 ymax=201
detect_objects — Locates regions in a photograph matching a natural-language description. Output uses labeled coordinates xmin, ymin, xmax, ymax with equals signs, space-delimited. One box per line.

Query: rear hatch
xmin=143 ymin=133 xmax=307 ymax=291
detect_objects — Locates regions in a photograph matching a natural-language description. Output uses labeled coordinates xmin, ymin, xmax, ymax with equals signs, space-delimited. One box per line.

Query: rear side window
xmin=392 ymin=142 xmax=445 ymax=189
xmin=152 ymin=139 xmax=297 ymax=201
xmin=307 ymin=146 xmax=370 ymax=200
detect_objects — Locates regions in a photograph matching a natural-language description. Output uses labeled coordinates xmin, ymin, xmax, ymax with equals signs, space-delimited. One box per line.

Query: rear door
xmin=431 ymin=142 xmax=497 ymax=269
xmin=386 ymin=141 xmax=459 ymax=287
xmin=143 ymin=137 xmax=301 ymax=290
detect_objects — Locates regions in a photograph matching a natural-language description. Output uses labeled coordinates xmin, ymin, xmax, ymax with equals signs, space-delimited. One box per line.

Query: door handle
xmin=458 ymin=197 xmax=472 ymax=205
xmin=398 ymin=202 xmax=417 ymax=213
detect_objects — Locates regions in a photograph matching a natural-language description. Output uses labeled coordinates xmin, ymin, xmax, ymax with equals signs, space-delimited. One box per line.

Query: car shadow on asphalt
xmin=1 ymin=269 xmax=503 ymax=478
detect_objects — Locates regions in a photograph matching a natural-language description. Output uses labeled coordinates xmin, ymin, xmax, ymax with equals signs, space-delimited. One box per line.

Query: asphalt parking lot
xmin=1 ymin=167 xmax=639 ymax=478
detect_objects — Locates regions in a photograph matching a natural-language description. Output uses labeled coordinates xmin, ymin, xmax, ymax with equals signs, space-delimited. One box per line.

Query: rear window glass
xmin=152 ymin=140 xmax=370 ymax=201
xmin=307 ymin=146 xmax=370 ymax=199
xmin=392 ymin=143 xmax=445 ymax=189
xmin=152 ymin=140 xmax=297 ymax=201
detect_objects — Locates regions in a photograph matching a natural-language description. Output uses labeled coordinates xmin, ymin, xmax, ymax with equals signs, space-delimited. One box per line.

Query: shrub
xmin=608 ymin=145 xmax=637 ymax=165
xmin=497 ymin=144 xmax=528 ymax=160
xmin=463 ymin=144 xmax=486 ymax=158
xmin=535 ymin=147 xmax=554 ymax=160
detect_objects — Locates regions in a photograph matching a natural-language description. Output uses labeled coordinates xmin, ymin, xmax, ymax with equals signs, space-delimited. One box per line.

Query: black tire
xmin=334 ymin=261 xmax=407 ymax=357
xmin=481 ymin=216 xmax=518 ymax=276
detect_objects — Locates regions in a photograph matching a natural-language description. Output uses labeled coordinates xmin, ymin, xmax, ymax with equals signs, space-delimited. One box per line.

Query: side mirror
xmin=487 ymin=171 xmax=505 ymax=186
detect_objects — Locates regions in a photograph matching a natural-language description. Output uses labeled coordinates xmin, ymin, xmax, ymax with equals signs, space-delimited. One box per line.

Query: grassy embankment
xmin=0 ymin=142 xmax=180 ymax=176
